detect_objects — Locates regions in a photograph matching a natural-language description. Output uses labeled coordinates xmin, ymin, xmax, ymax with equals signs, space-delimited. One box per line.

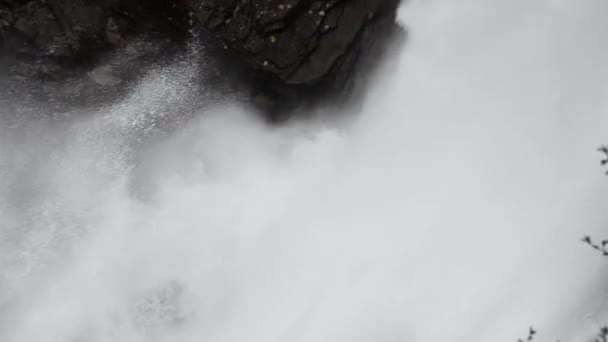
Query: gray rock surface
xmin=0 ymin=0 xmax=185 ymax=69
xmin=186 ymin=0 xmax=402 ymax=86
xmin=0 ymin=0 xmax=403 ymax=118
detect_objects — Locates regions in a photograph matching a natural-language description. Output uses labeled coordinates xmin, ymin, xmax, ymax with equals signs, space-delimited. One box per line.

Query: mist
xmin=1 ymin=0 xmax=608 ymax=341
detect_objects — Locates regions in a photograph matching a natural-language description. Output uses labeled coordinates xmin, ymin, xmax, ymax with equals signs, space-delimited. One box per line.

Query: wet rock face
xmin=185 ymin=0 xmax=402 ymax=86
xmin=183 ymin=0 xmax=404 ymax=118
xmin=0 ymin=0 xmax=403 ymax=118
xmin=0 ymin=0 xmax=186 ymax=69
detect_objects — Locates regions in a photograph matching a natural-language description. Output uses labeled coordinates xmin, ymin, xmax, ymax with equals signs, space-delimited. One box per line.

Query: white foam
xmin=1 ymin=0 xmax=608 ymax=341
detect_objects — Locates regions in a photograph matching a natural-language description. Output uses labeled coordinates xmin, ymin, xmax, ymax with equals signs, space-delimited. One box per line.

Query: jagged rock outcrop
xmin=185 ymin=0 xmax=403 ymax=116
xmin=0 ymin=0 xmax=186 ymax=75
xmin=0 ymin=0 xmax=403 ymax=117
xmin=186 ymin=0 xmax=400 ymax=86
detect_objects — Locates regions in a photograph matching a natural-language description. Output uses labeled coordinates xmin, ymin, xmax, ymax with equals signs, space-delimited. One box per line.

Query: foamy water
xmin=1 ymin=0 xmax=608 ymax=341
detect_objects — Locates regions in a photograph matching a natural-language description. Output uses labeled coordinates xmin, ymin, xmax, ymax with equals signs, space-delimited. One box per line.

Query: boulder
xmin=0 ymin=0 xmax=403 ymax=118
xmin=184 ymin=0 xmax=403 ymax=116
xmin=185 ymin=0 xmax=401 ymax=85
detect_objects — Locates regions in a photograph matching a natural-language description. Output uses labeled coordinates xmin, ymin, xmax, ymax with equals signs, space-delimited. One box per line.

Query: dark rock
xmin=0 ymin=0 xmax=403 ymax=118
xmin=185 ymin=0 xmax=404 ymax=113
xmin=105 ymin=17 xmax=124 ymax=46
xmin=185 ymin=0 xmax=401 ymax=84
xmin=0 ymin=0 xmax=189 ymax=72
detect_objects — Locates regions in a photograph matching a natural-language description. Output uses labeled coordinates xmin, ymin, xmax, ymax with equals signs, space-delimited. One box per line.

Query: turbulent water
xmin=1 ymin=0 xmax=608 ymax=341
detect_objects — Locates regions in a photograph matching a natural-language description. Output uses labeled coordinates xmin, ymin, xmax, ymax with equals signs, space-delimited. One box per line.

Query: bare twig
xmin=592 ymin=326 xmax=608 ymax=342
xmin=599 ymin=145 xmax=608 ymax=174
xmin=518 ymin=327 xmax=537 ymax=342
xmin=582 ymin=236 xmax=608 ymax=256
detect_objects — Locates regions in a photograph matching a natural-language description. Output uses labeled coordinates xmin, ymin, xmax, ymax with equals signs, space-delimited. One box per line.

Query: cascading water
xmin=1 ymin=0 xmax=607 ymax=341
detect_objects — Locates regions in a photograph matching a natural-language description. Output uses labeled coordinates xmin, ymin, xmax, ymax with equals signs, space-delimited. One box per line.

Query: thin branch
xmin=518 ymin=327 xmax=537 ymax=342
xmin=599 ymin=145 xmax=608 ymax=174
xmin=582 ymin=236 xmax=608 ymax=256
xmin=593 ymin=326 xmax=608 ymax=342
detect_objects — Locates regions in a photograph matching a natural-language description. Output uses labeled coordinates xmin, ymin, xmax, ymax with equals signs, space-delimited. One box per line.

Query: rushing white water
xmin=1 ymin=0 xmax=608 ymax=341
